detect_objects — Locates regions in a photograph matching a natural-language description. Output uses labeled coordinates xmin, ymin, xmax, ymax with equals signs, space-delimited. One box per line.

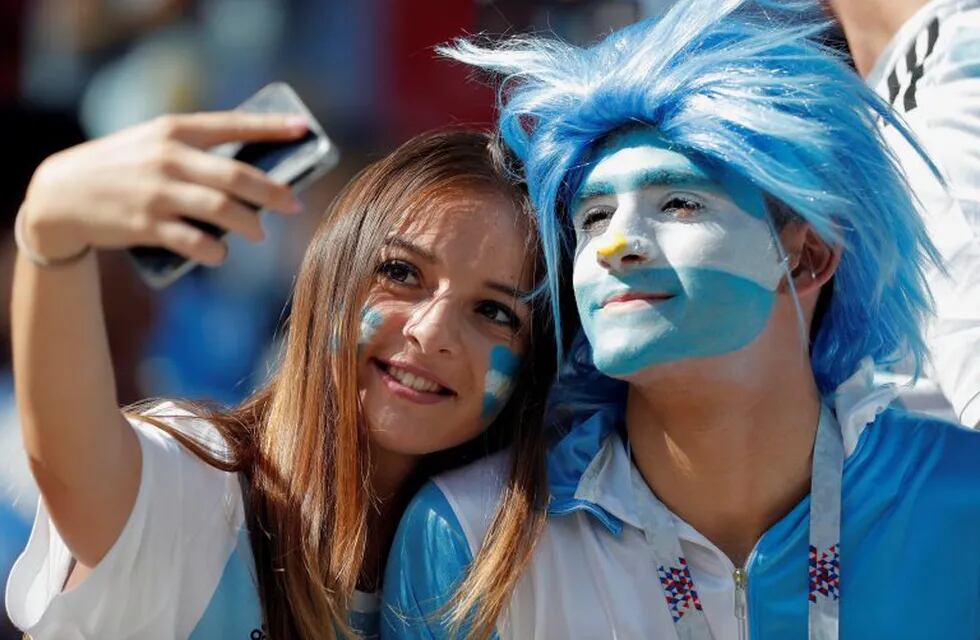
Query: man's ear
xmin=778 ymin=221 xmax=841 ymax=297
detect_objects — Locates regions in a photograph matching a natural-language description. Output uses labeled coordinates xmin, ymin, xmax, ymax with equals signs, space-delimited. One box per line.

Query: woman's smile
xmin=372 ymin=357 xmax=456 ymax=404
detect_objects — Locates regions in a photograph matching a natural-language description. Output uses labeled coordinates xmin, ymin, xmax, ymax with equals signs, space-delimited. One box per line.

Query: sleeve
xmin=902 ymin=8 xmax=980 ymax=425
xmin=4 ymin=404 xmax=246 ymax=639
xmin=380 ymin=481 xmax=483 ymax=640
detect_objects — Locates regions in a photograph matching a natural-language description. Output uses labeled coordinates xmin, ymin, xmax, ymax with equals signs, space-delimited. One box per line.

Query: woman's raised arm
xmin=12 ymin=112 xmax=306 ymax=568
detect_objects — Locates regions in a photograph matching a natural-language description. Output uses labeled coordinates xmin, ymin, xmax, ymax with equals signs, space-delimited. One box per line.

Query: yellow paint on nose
xmin=597 ymin=232 xmax=628 ymax=258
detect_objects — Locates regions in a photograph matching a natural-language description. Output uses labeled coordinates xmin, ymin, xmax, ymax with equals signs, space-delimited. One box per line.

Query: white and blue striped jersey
xmin=382 ymin=362 xmax=980 ymax=639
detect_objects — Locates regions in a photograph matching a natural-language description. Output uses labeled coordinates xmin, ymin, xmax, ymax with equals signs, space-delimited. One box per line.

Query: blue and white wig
xmin=442 ymin=0 xmax=941 ymax=397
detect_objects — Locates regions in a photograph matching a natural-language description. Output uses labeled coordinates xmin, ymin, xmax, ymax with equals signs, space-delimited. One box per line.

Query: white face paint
xmin=571 ymin=129 xmax=785 ymax=377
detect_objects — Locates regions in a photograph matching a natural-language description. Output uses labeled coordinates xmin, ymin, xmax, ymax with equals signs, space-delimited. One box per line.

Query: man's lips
xmin=600 ymin=291 xmax=675 ymax=309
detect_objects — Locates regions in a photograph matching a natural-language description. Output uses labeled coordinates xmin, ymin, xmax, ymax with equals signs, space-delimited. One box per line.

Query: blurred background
xmin=0 ymin=0 xmax=681 ymax=634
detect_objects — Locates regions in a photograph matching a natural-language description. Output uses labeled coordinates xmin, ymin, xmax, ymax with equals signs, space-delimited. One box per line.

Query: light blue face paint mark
xmin=575 ymin=266 xmax=776 ymax=377
xmin=332 ymin=305 xmax=383 ymax=354
xmin=358 ymin=306 xmax=383 ymax=348
xmin=481 ymin=345 xmax=521 ymax=419
xmin=575 ymin=164 xmax=721 ymax=204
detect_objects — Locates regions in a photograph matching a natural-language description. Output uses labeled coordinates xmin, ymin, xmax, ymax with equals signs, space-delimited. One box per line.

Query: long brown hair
xmin=132 ymin=130 xmax=555 ymax=639
xmin=439 ymin=198 xmax=580 ymax=640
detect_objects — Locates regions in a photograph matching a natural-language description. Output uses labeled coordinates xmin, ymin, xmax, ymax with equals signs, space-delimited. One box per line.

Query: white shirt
xmin=5 ymin=403 xmax=380 ymax=639
xmin=867 ymin=0 xmax=980 ymax=426
xmin=384 ymin=363 xmax=980 ymax=639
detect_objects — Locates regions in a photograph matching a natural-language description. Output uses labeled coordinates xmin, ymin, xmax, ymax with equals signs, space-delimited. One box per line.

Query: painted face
xmin=357 ymin=188 xmax=533 ymax=456
xmin=571 ymin=129 xmax=784 ymax=378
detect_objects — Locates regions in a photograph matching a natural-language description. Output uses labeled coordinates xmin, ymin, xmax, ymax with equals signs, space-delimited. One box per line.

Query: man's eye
xmin=579 ymin=207 xmax=614 ymax=234
xmin=476 ymin=301 xmax=520 ymax=330
xmin=378 ymin=259 xmax=420 ymax=285
xmin=662 ymin=196 xmax=703 ymax=218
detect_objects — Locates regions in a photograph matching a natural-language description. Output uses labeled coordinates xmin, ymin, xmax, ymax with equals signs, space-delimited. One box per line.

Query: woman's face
xmin=357 ymin=187 xmax=534 ymax=457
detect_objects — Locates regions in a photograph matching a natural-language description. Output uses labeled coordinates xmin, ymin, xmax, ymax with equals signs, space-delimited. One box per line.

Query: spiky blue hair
xmin=442 ymin=0 xmax=941 ymax=395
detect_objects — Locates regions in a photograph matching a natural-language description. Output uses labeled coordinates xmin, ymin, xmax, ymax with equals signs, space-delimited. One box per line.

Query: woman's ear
xmin=778 ymin=222 xmax=841 ymax=298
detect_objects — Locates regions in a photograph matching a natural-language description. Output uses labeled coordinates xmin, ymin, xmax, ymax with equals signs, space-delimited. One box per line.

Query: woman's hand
xmin=18 ymin=111 xmax=308 ymax=264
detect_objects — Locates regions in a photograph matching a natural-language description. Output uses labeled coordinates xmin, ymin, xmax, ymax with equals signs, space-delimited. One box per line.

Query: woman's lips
xmin=372 ymin=358 xmax=455 ymax=405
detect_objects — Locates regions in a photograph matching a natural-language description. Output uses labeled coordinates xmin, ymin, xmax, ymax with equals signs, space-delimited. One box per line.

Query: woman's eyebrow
xmin=384 ymin=236 xmax=436 ymax=263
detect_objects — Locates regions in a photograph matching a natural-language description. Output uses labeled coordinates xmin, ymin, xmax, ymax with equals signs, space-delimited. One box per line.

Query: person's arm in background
xmin=13 ymin=112 xmax=305 ymax=574
xmin=826 ymin=0 xmax=931 ymax=77
xmin=829 ymin=0 xmax=980 ymax=426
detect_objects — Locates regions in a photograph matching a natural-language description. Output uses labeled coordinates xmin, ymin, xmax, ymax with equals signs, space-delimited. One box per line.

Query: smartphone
xmin=129 ymin=82 xmax=339 ymax=288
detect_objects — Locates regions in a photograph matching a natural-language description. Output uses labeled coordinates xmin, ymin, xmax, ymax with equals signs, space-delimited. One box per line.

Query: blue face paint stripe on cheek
xmin=332 ymin=306 xmax=383 ymax=353
xmin=481 ymin=345 xmax=521 ymax=419
xmin=358 ymin=307 xmax=383 ymax=347
xmin=576 ymin=267 xmax=776 ymax=377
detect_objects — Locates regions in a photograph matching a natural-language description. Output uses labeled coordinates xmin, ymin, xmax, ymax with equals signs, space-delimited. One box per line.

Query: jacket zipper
xmin=733 ymin=566 xmax=749 ymax=640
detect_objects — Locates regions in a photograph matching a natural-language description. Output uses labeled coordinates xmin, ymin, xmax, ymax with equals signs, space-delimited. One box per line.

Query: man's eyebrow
xmin=384 ymin=237 xmax=436 ymax=262
xmin=576 ymin=166 xmax=715 ymax=202
xmin=485 ymin=281 xmax=531 ymax=303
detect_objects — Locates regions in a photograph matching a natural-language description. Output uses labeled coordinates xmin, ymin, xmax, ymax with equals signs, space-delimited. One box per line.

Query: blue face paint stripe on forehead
xmin=712 ymin=163 xmax=770 ymax=221
xmin=481 ymin=345 xmax=521 ymax=419
xmin=576 ymin=130 xmax=771 ymax=221
xmin=575 ymin=165 xmax=721 ymax=204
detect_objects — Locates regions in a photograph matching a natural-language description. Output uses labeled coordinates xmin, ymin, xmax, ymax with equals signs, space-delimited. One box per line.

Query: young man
xmin=382 ymin=2 xmax=980 ymax=638
xmin=828 ymin=0 xmax=980 ymax=426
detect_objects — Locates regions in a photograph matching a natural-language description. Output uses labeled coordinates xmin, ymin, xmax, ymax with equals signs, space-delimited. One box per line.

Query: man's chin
xmin=592 ymin=338 xmax=667 ymax=378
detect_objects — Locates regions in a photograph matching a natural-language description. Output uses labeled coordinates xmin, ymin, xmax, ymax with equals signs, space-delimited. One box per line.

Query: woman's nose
xmin=402 ymin=295 xmax=462 ymax=356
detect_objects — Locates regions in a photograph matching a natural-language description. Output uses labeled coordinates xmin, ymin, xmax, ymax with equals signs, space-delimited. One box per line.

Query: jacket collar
xmin=545 ymin=357 xmax=900 ymax=534
xmin=546 ymin=403 xmax=636 ymax=535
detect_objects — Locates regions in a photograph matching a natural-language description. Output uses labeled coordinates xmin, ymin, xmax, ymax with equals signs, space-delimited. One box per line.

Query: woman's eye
xmin=579 ymin=207 xmax=614 ymax=234
xmin=378 ymin=259 xmax=420 ymax=286
xmin=662 ymin=196 xmax=703 ymax=218
xmin=476 ymin=301 xmax=521 ymax=330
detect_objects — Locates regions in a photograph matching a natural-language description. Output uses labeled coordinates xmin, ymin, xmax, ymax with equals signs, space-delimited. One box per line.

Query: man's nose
xmin=595 ymin=230 xmax=651 ymax=273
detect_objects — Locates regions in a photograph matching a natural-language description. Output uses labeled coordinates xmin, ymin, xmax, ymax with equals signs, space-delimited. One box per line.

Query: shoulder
xmin=846 ymin=407 xmax=980 ymax=558
xmin=869 ymin=405 xmax=980 ymax=445
xmin=388 ymin=448 xmax=514 ymax=579
xmin=855 ymin=407 xmax=980 ymax=499
xmin=381 ymin=452 xmax=511 ymax=638
xmin=382 ymin=481 xmax=474 ymax=639
xmin=898 ymin=2 xmax=980 ymax=125
xmin=125 ymin=400 xmax=241 ymax=496
xmin=128 ymin=400 xmax=233 ymax=462
xmin=393 ymin=480 xmax=471 ymax=559
xmin=124 ymin=400 xmax=244 ymax=544
xmin=430 ymin=450 xmax=511 ymax=551
xmin=931 ymin=2 xmax=980 ymax=81
xmin=872 ymin=1 xmax=980 ymax=85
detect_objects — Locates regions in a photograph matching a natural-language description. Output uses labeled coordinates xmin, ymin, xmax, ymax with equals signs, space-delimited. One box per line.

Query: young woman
xmin=5 ymin=114 xmax=555 ymax=639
